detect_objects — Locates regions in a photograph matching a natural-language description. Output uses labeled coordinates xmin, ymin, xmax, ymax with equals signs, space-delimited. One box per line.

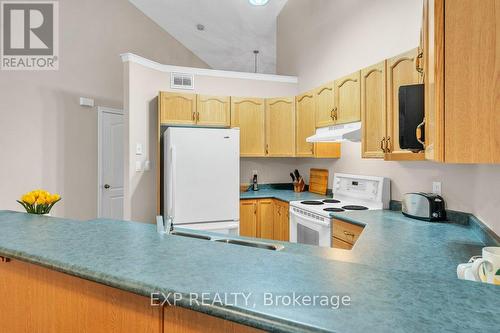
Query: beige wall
xmin=0 ymin=0 xmax=208 ymax=220
xmin=124 ymin=61 xmax=298 ymax=223
xmin=243 ymin=0 xmax=500 ymax=235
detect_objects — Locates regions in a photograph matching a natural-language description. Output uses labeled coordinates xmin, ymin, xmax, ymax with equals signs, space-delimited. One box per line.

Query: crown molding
xmin=120 ymin=53 xmax=298 ymax=84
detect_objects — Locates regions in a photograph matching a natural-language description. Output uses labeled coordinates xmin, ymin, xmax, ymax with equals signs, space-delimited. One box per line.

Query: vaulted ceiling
xmin=129 ymin=0 xmax=288 ymax=74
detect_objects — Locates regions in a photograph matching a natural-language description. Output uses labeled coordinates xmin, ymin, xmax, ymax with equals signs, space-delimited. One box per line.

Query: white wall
xmin=124 ymin=60 xmax=298 ymax=223
xmin=0 ymin=0 xmax=208 ymax=220
xmin=277 ymin=0 xmax=423 ymax=91
xmin=241 ymin=0 xmax=500 ymax=235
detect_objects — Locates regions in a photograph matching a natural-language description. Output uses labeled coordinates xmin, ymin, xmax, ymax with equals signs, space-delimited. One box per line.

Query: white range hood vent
xmin=306 ymin=122 xmax=361 ymax=143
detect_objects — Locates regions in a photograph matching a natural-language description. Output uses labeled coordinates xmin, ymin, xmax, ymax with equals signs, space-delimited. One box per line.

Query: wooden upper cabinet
xmin=196 ymin=95 xmax=230 ymax=127
xmin=334 ymin=71 xmax=361 ymax=124
xmin=422 ymin=0 xmax=443 ymax=162
xmin=295 ymin=91 xmax=316 ymax=157
xmin=442 ymin=0 xmax=499 ymax=163
xmin=265 ymin=97 xmax=295 ymax=157
xmin=386 ymin=48 xmax=422 ymax=155
xmin=361 ymin=61 xmax=387 ymax=158
xmin=231 ymin=97 xmax=265 ymax=157
xmin=159 ymin=92 xmax=196 ymax=125
xmin=315 ymin=81 xmax=336 ymax=127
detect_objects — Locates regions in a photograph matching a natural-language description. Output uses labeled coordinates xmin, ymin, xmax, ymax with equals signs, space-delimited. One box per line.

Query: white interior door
xmin=98 ymin=107 xmax=124 ymax=219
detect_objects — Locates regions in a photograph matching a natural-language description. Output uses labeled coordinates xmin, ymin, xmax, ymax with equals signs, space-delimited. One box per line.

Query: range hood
xmin=306 ymin=122 xmax=361 ymax=143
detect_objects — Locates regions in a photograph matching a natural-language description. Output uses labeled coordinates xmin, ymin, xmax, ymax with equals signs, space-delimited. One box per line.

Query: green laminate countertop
xmin=240 ymin=188 xmax=330 ymax=202
xmin=0 ymin=210 xmax=499 ymax=333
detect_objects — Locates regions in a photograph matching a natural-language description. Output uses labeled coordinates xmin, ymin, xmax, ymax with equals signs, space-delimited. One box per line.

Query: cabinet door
xmin=196 ymin=95 xmax=230 ymax=127
xmin=315 ymin=82 xmax=336 ymax=127
xmin=295 ymin=91 xmax=316 ymax=157
xmin=159 ymin=92 xmax=196 ymax=125
xmin=257 ymin=199 xmax=274 ymax=240
xmin=231 ymin=98 xmax=265 ymax=157
xmin=361 ymin=61 xmax=387 ymax=158
xmin=0 ymin=259 xmax=162 ymax=333
xmin=443 ymin=0 xmax=499 ymax=163
xmin=239 ymin=200 xmax=257 ymax=237
xmin=273 ymin=200 xmax=289 ymax=242
xmin=422 ymin=0 xmax=444 ymax=162
xmin=334 ymin=71 xmax=361 ymax=124
xmin=265 ymin=97 xmax=295 ymax=157
xmin=386 ymin=48 xmax=422 ymax=154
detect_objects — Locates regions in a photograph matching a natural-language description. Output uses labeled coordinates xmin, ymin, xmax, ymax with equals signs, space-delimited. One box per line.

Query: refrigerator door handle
xmin=169 ymin=145 xmax=177 ymax=219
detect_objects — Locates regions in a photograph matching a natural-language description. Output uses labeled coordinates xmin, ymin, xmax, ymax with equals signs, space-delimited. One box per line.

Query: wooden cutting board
xmin=309 ymin=168 xmax=329 ymax=195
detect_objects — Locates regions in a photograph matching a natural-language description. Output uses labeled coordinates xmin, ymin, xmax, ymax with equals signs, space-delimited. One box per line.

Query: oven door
xmin=290 ymin=209 xmax=331 ymax=247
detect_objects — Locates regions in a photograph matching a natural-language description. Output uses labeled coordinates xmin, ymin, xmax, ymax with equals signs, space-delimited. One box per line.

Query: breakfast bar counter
xmin=0 ymin=210 xmax=499 ymax=333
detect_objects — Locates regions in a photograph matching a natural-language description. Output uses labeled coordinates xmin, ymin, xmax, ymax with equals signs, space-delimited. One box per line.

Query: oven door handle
xmin=290 ymin=209 xmax=330 ymax=227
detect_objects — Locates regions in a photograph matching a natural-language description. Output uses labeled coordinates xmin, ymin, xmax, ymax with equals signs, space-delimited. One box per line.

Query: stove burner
xmin=323 ymin=208 xmax=345 ymax=212
xmin=300 ymin=201 xmax=324 ymax=205
xmin=342 ymin=205 xmax=369 ymax=211
xmin=323 ymin=199 xmax=341 ymax=204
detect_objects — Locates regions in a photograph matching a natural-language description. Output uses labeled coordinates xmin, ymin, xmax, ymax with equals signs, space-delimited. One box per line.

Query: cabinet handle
xmin=196 ymin=112 xmax=200 ymax=122
xmin=330 ymin=108 xmax=335 ymax=120
xmin=343 ymin=231 xmax=355 ymax=238
xmin=416 ymin=49 xmax=424 ymax=74
xmin=0 ymin=256 xmax=11 ymax=263
xmin=254 ymin=204 xmax=257 ymax=215
xmin=380 ymin=138 xmax=386 ymax=153
xmin=386 ymin=136 xmax=392 ymax=153
xmin=192 ymin=112 xmax=196 ymax=121
xmin=265 ymin=144 xmax=269 ymax=155
xmin=416 ymin=120 xmax=425 ymax=147
xmin=333 ymin=107 xmax=338 ymax=121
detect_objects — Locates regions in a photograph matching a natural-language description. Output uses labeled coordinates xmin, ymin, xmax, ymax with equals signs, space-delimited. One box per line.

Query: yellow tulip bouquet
xmin=17 ymin=190 xmax=61 ymax=215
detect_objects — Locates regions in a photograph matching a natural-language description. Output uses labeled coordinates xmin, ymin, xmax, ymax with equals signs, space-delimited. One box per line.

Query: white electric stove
xmin=289 ymin=173 xmax=390 ymax=247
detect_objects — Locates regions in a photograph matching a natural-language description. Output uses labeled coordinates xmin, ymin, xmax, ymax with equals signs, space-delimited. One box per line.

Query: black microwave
xmin=399 ymin=84 xmax=424 ymax=151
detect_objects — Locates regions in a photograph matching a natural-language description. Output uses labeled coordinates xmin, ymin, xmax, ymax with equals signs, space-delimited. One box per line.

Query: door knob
xmin=104 ymin=184 xmax=111 ymax=189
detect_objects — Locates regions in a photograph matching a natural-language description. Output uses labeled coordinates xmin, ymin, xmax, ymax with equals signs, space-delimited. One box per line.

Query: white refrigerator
xmin=163 ymin=127 xmax=240 ymax=235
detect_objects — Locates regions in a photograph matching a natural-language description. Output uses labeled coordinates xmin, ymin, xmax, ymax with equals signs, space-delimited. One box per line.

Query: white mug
xmin=457 ymin=256 xmax=481 ymax=281
xmin=471 ymin=247 xmax=500 ymax=285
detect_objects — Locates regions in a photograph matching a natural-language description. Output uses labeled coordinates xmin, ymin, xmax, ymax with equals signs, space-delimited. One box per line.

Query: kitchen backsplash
xmin=241 ymin=142 xmax=500 ymax=235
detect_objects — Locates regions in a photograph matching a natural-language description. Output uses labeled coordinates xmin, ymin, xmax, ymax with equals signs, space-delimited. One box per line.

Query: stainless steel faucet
xmin=156 ymin=215 xmax=174 ymax=234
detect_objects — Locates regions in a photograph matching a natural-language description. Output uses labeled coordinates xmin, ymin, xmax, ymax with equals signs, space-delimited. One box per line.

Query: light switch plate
xmin=136 ymin=143 xmax=143 ymax=155
xmin=135 ymin=160 xmax=142 ymax=172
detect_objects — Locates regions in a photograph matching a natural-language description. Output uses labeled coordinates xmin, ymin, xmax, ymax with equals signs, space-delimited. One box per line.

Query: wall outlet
xmin=432 ymin=182 xmax=442 ymax=195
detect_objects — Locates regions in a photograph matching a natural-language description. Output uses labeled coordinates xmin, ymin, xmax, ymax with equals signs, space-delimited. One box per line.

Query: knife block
xmin=293 ymin=178 xmax=306 ymax=193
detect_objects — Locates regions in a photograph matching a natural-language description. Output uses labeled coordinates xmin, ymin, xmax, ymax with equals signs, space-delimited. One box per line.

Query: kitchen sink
xmin=170 ymin=231 xmax=212 ymax=241
xmin=169 ymin=230 xmax=284 ymax=251
xmin=215 ymin=239 xmax=284 ymax=251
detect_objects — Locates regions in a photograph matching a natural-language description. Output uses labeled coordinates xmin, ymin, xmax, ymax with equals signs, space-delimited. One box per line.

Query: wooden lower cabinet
xmin=0 ymin=259 xmax=261 ymax=333
xmin=257 ymin=199 xmax=275 ymax=240
xmin=331 ymin=219 xmax=364 ymax=250
xmin=164 ymin=306 xmax=262 ymax=333
xmin=273 ymin=200 xmax=290 ymax=242
xmin=240 ymin=199 xmax=290 ymax=241
xmin=239 ymin=200 xmax=258 ymax=237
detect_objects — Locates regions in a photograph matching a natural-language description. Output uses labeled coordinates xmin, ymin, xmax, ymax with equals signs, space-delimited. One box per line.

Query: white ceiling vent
xmin=170 ymin=72 xmax=194 ymax=90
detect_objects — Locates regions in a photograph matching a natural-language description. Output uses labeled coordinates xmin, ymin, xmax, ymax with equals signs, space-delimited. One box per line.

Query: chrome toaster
xmin=402 ymin=192 xmax=446 ymax=222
